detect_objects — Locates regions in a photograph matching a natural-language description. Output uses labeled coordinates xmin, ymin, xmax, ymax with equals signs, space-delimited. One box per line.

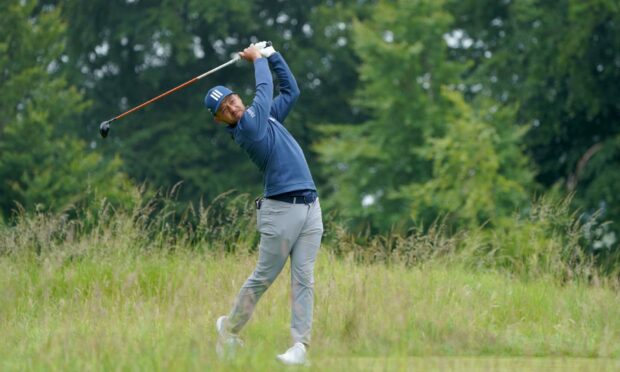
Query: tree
xmin=315 ymin=0 xmax=533 ymax=231
xmin=0 ymin=1 xmax=133 ymax=217
xmin=448 ymin=0 xmax=620 ymax=233
xmin=401 ymin=91 xmax=532 ymax=228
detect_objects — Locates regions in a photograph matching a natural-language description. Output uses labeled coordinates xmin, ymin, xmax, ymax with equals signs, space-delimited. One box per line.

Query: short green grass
xmin=1 ymin=248 xmax=619 ymax=371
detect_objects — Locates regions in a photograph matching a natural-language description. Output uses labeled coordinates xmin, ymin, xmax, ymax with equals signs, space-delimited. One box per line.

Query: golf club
xmin=99 ymin=53 xmax=244 ymax=138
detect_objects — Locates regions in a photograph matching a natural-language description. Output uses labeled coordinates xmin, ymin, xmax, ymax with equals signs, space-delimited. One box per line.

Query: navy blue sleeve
xmin=268 ymin=53 xmax=300 ymax=123
xmin=237 ymin=58 xmax=273 ymax=140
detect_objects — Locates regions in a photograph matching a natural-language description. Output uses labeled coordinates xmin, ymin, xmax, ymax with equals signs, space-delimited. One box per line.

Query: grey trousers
xmin=226 ymin=198 xmax=323 ymax=345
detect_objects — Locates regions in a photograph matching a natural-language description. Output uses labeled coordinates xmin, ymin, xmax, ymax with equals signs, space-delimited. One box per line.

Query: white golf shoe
xmin=276 ymin=342 xmax=308 ymax=366
xmin=215 ymin=315 xmax=243 ymax=359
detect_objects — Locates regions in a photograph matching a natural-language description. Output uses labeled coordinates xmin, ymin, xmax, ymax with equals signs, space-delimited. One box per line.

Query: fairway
xmin=1 ymin=250 xmax=618 ymax=371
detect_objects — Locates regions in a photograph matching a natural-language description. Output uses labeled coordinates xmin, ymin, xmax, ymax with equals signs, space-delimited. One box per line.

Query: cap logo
xmin=210 ymin=89 xmax=223 ymax=101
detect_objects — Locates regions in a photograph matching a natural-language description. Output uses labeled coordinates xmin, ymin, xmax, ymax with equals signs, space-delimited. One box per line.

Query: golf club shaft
xmin=110 ymin=55 xmax=240 ymax=122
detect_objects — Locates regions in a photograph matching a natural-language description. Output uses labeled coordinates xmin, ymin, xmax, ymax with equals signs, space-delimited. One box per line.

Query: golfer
xmin=205 ymin=42 xmax=323 ymax=365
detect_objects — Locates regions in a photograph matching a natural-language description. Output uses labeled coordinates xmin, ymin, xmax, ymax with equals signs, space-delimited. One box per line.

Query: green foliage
xmin=448 ymin=0 xmax=620 ymax=236
xmin=401 ymin=91 xmax=532 ymax=228
xmin=315 ymin=0 xmax=533 ymax=231
xmin=315 ymin=0 xmax=456 ymax=230
xmin=0 ymin=1 xmax=134 ymax=218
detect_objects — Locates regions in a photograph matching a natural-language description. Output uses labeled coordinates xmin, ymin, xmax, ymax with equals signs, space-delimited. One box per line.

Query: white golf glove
xmin=252 ymin=41 xmax=276 ymax=58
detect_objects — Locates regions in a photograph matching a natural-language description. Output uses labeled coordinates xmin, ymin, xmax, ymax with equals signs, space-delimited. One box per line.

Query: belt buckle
xmin=255 ymin=196 xmax=263 ymax=209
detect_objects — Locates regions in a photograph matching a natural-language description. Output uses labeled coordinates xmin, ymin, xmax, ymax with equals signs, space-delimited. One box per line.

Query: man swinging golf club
xmin=206 ymin=42 xmax=322 ymax=365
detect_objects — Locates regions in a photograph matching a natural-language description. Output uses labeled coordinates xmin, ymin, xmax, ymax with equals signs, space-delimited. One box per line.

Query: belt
xmin=267 ymin=193 xmax=317 ymax=205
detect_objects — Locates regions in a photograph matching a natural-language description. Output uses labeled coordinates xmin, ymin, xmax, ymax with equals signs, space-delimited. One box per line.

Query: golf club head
xmin=99 ymin=121 xmax=110 ymax=138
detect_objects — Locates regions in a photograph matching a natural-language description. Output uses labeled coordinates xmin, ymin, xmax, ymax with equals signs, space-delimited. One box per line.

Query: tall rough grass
xmin=0 ymin=190 xmax=617 ymax=281
xmin=328 ymin=197 xmax=617 ymax=282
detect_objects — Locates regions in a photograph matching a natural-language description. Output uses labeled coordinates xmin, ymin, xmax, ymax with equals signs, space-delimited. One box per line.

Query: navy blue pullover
xmin=226 ymin=53 xmax=316 ymax=197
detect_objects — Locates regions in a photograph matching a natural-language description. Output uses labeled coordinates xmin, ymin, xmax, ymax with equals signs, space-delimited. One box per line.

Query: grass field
xmin=1 ymin=246 xmax=619 ymax=371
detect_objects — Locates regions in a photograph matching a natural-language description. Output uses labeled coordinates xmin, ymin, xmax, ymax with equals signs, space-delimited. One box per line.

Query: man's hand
xmin=239 ymin=45 xmax=262 ymax=62
xmin=260 ymin=44 xmax=276 ymax=58
xmin=253 ymin=41 xmax=276 ymax=58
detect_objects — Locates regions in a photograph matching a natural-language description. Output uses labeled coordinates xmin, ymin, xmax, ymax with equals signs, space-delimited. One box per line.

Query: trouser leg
xmin=290 ymin=200 xmax=323 ymax=345
xmin=226 ymin=200 xmax=305 ymax=334
xmin=226 ymin=238 xmax=289 ymax=334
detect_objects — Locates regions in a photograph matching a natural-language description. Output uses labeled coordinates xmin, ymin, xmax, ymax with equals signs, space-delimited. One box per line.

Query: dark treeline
xmin=1 ymin=0 xmax=618 ymax=258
